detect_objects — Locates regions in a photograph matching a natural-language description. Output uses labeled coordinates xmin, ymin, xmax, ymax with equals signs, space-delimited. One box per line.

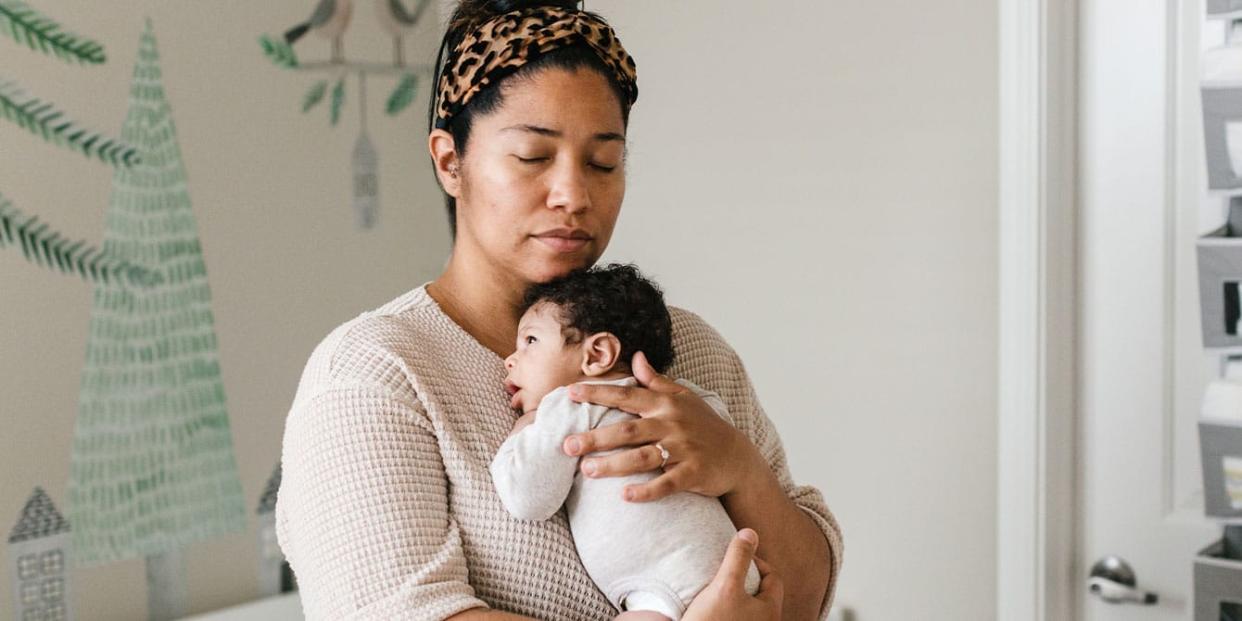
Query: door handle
xmin=1087 ymin=556 xmax=1159 ymax=605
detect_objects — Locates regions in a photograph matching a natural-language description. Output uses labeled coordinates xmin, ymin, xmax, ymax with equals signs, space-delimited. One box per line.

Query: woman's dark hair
xmin=520 ymin=263 xmax=674 ymax=374
xmin=428 ymin=0 xmax=634 ymax=239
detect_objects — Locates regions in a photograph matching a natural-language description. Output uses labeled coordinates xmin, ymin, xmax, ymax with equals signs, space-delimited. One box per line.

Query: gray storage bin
xmin=1197 ymin=212 xmax=1242 ymax=348
xmin=1203 ymin=87 xmax=1242 ymax=191
xmin=1195 ymin=538 xmax=1242 ymax=621
xmin=1210 ymin=0 xmax=1242 ymax=17
xmin=1200 ymin=419 xmax=1242 ymax=521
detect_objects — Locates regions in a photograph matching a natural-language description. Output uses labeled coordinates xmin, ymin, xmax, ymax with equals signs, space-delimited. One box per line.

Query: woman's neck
xmin=428 ymin=250 xmax=528 ymax=360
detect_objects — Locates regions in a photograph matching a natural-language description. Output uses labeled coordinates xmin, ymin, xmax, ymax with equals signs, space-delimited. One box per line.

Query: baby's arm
xmin=489 ymin=388 xmax=599 ymax=521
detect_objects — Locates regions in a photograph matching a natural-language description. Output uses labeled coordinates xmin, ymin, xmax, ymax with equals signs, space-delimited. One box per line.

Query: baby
xmin=489 ymin=263 xmax=760 ymax=620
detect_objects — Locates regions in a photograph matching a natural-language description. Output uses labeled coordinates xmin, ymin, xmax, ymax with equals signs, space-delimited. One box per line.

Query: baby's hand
xmin=507 ymin=410 xmax=537 ymax=438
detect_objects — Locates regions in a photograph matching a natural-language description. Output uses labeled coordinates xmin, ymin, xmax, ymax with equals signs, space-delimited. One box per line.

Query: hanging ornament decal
xmin=352 ymin=73 xmax=379 ymax=229
xmin=259 ymin=0 xmax=431 ymax=231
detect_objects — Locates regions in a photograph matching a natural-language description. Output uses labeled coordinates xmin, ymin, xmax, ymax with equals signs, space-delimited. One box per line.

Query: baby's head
xmin=503 ymin=263 xmax=674 ymax=414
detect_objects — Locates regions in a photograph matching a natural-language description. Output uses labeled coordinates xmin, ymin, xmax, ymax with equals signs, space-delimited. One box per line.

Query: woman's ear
xmin=428 ymin=128 xmax=461 ymax=196
xmin=580 ymin=332 xmax=622 ymax=376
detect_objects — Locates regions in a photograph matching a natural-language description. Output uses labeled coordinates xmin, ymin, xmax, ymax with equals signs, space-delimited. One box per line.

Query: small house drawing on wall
xmin=257 ymin=462 xmax=296 ymax=595
xmin=7 ymin=487 xmax=73 ymax=621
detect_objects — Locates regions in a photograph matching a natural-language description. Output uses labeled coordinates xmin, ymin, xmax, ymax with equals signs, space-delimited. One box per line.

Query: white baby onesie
xmin=489 ymin=376 xmax=761 ymax=619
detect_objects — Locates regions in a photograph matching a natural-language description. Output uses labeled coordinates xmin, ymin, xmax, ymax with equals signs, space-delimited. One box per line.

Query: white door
xmin=1079 ymin=0 xmax=1231 ymax=619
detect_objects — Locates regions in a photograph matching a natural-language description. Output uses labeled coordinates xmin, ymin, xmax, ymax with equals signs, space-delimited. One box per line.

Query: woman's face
xmin=442 ymin=67 xmax=628 ymax=285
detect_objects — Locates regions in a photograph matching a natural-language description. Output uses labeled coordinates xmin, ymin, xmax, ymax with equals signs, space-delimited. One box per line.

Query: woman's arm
xmin=277 ymin=379 xmax=489 ymax=620
xmin=714 ymin=344 xmax=840 ymax=621
xmin=719 ymin=433 xmax=834 ymax=621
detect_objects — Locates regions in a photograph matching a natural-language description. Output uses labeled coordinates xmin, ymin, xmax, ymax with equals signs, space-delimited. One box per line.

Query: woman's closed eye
xmin=513 ymin=155 xmax=616 ymax=172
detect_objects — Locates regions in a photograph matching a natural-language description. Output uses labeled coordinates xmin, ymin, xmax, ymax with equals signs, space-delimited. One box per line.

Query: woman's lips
xmin=534 ymin=235 xmax=590 ymax=253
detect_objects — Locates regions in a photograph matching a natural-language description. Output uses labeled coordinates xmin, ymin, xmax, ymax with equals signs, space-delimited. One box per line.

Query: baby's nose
xmin=504 ymin=355 xmax=515 ymax=370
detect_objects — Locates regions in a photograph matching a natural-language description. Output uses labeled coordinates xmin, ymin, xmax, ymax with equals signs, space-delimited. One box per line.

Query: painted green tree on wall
xmin=0 ymin=0 xmax=159 ymax=286
xmin=69 ymin=19 xmax=246 ymax=621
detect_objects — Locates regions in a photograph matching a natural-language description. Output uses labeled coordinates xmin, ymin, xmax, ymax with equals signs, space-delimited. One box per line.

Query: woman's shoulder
xmin=666 ymin=305 xmax=748 ymax=386
xmin=293 ymin=284 xmax=442 ymax=402
xmin=667 ymin=306 xmax=743 ymax=367
xmin=665 ymin=306 xmax=769 ymax=436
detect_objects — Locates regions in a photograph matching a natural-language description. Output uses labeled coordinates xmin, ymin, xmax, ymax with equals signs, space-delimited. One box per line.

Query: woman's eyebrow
xmin=501 ymin=124 xmax=624 ymax=142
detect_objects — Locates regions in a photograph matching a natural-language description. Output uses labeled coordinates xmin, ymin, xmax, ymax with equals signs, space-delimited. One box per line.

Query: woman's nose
xmin=546 ymin=163 xmax=591 ymax=214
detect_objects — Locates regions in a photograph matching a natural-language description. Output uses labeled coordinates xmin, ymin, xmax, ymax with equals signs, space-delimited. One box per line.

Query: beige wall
xmin=1 ymin=1 xmax=996 ymax=619
xmin=596 ymin=2 xmax=999 ymax=619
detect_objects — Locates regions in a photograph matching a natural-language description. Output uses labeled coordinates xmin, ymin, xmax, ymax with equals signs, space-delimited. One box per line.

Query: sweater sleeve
xmin=489 ymin=387 xmax=596 ymax=522
xmin=672 ymin=311 xmax=844 ymax=620
xmin=275 ymin=382 xmax=488 ymax=620
xmin=745 ymin=376 xmax=844 ymax=621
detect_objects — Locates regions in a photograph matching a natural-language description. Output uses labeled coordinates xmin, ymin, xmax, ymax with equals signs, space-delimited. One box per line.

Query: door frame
xmin=996 ymin=0 xmax=1078 ymax=618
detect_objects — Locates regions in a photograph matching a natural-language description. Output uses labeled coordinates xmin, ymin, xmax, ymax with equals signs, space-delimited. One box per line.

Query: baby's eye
xmin=525 ymin=335 xmax=537 ymax=344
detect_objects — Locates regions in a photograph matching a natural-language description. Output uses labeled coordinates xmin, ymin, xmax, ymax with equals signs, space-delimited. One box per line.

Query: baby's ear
xmin=581 ymin=332 xmax=622 ymax=376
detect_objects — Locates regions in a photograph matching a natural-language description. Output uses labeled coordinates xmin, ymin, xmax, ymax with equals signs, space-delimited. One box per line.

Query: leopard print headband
xmin=433 ymin=6 xmax=638 ymax=130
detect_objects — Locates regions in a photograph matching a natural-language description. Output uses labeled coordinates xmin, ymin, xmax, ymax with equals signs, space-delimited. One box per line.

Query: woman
xmin=275 ymin=2 xmax=842 ymax=619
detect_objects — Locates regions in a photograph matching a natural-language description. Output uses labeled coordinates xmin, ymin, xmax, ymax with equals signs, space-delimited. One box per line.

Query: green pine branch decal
xmin=0 ymin=78 xmax=141 ymax=167
xmin=259 ymin=33 xmax=298 ymax=69
xmin=0 ymin=0 xmax=105 ymax=64
xmin=386 ymin=73 xmax=417 ymax=116
xmin=329 ymin=76 xmax=344 ymax=126
xmin=302 ymin=80 xmax=328 ymax=112
xmin=0 ymin=191 xmax=162 ymax=287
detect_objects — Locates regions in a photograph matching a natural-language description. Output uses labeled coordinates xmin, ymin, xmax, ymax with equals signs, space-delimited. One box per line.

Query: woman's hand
xmin=562 ymin=351 xmax=763 ymax=501
xmin=683 ymin=529 xmax=783 ymax=621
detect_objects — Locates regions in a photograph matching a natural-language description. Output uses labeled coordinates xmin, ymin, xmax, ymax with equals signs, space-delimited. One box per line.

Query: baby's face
xmin=503 ymin=303 xmax=585 ymax=414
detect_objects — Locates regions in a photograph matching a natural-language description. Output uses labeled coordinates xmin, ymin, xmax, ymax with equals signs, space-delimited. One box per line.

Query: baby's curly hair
xmin=520 ymin=263 xmax=674 ymax=374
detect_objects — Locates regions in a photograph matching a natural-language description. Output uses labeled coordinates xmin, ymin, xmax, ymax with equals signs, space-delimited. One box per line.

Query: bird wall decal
xmin=284 ymin=0 xmax=354 ymax=64
xmin=375 ymin=0 xmax=430 ymax=67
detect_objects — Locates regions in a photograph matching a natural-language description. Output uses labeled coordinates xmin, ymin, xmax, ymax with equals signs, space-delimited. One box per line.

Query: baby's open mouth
xmin=504 ymin=380 xmax=520 ymax=410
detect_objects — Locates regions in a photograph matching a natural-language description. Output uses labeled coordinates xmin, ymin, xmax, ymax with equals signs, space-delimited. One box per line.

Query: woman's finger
xmin=631 ymin=351 xmax=686 ymax=394
xmin=754 ymin=559 xmax=784 ymax=607
xmin=714 ymin=529 xmax=760 ymax=592
xmin=563 ymin=416 xmax=663 ymax=456
xmin=580 ymin=442 xmax=667 ymax=478
xmin=621 ymin=468 xmax=682 ymax=502
xmin=749 ymin=552 xmax=784 ymax=614
xmin=567 ymin=381 xmax=664 ymax=415
xmin=720 ymin=530 xmax=758 ymax=588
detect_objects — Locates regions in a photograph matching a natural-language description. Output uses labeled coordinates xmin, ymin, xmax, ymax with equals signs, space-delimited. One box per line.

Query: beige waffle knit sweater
xmin=275 ymin=283 xmax=842 ymax=620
